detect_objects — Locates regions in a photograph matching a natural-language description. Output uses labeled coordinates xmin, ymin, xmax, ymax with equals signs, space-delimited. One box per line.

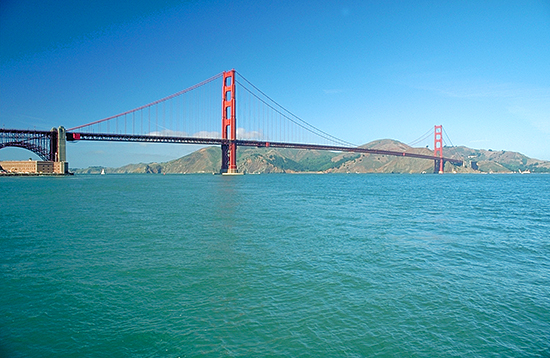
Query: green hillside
xmin=73 ymin=140 xmax=550 ymax=174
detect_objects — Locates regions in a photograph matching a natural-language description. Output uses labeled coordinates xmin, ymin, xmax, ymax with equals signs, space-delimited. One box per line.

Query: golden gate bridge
xmin=0 ymin=70 xmax=462 ymax=174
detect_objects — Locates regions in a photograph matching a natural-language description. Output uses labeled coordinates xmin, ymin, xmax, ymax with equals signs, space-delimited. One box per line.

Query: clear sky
xmin=1 ymin=0 xmax=549 ymax=167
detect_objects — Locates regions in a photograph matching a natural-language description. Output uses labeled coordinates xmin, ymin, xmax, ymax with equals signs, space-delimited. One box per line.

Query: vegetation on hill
xmin=72 ymin=139 xmax=550 ymax=174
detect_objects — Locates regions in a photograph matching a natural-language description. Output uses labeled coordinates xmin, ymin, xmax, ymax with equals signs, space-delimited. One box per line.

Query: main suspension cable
xmin=407 ymin=127 xmax=433 ymax=147
xmin=236 ymin=71 xmax=357 ymax=147
xmin=442 ymin=126 xmax=455 ymax=147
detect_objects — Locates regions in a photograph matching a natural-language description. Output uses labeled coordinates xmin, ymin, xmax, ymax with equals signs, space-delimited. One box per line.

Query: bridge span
xmin=1 ymin=70 xmax=463 ymax=174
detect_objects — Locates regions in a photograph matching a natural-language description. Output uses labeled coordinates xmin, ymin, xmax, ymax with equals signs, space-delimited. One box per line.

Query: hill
xmin=444 ymin=146 xmax=550 ymax=173
xmin=72 ymin=139 xmax=550 ymax=174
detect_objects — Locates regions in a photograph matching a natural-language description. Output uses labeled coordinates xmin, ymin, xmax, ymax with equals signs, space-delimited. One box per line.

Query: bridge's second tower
xmin=221 ymin=70 xmax=238 ymax=174
xmin=434 ymin=125 xmax=444 ymax=173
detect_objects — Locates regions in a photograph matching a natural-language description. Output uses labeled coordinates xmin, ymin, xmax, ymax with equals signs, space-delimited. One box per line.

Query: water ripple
xmin=1 ymin=174 xmax=549 ymax=356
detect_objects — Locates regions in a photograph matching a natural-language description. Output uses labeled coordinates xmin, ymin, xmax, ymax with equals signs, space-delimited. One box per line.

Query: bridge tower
xmin=221 ymin=70 xmax=238 ymax=174
xmin=57 ymin=126 xmax=67 ymax=162
xmin=434 ymin=125 xmax=444 ymax=173
xmin=50 ymin=126 xmax=68 ymax=174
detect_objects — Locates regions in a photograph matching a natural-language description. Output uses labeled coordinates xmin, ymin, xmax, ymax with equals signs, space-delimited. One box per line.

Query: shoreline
xmin=0 ymin=172 xmax=73 ymax=177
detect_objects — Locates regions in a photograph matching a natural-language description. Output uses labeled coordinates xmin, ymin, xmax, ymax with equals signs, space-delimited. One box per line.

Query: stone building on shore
xmin=0 ymin=160 xmax=69 ymax=175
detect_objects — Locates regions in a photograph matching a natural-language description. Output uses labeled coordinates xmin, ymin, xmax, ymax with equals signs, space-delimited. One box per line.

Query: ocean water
xmin=1 ymin=173 xmax=549 ymax=357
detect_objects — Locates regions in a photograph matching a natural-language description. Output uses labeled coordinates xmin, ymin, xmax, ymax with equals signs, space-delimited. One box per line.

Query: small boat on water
xmin=101 ymin=168 xmax=105 ymax=175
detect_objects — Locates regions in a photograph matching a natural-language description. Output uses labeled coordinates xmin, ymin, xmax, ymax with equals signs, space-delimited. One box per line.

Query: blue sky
xmin=1 ymin=0 xmax=549 ymax=167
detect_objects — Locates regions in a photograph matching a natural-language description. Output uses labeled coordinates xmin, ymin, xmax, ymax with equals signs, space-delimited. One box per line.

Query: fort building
xmin=0 ymin=160 xmax=68 ymax=174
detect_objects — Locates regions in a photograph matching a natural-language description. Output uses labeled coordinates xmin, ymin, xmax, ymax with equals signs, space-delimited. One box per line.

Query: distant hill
xmin=73 ymin=139 xmax=550 ymax=174
xmin=443 ymin=146 xmax=550 ymax=173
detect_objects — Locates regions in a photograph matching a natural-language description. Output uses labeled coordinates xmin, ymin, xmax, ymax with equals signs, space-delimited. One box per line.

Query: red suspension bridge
xmin=1 ymin=70 xmax=462 ymax=174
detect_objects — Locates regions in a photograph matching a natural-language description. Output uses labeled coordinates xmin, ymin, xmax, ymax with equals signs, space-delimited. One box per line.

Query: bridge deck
xmin=1 ymin=128 xmax=464 ymax=167
xmin=66 ymin=132 xmax=463 ymax=165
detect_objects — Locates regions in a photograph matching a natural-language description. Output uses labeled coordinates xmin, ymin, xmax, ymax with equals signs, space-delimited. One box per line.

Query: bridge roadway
xmin=67 ymin=132 xmax=463 ymax=166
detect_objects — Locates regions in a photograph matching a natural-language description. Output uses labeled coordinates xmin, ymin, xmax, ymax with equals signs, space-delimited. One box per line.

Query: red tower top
xmin=222 ymin=70 xmax=236 ymax=142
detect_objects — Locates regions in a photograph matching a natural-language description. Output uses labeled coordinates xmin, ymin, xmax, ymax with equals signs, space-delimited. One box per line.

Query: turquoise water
xmin=1 ymin=174 xmax=549 ymax=357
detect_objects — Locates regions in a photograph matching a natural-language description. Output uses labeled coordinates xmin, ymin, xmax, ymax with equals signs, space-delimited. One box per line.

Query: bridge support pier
xmin=50 ymin=126 xmax=68 ymax=174
xmin=57 ymin=126 xmax=67 ymax=162
xmin=50 ymin=128 xmax=58 ymax=161
xmin=434 ymin=159 xmax=444 ymax=174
